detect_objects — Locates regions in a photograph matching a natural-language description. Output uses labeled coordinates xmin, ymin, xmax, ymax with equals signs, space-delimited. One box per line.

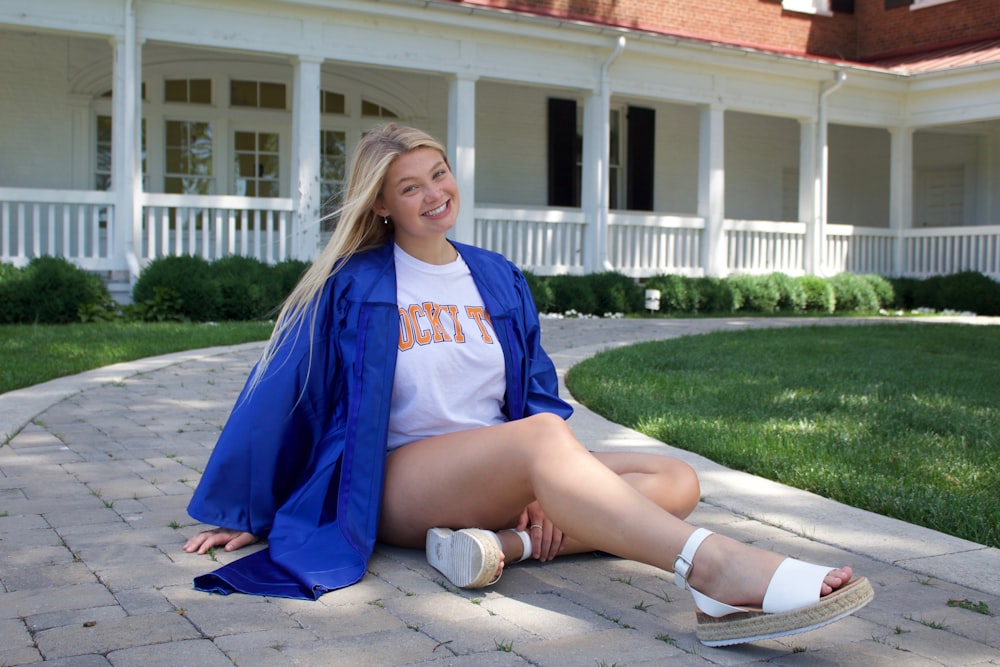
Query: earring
xmin=383 ymin=216 xmax=389 ymax=225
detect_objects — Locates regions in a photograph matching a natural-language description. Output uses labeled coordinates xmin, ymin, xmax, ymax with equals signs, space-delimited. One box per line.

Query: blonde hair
xmin=247 ymin=123 xmax=448 ymax=393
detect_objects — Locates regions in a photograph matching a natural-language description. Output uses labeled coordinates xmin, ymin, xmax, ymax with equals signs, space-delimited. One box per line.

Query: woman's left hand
xmin=517 ymin=502 xmax=567 ymax=562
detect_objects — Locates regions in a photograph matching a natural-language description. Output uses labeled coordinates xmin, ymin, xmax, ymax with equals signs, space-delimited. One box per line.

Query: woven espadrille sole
xmin=426 ymin=527 xmax=503 ymax=589
xmin=695 ymin=576 xmax=875 ymax=647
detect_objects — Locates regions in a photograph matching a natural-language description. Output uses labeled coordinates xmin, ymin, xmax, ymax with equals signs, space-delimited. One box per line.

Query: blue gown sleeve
xmin=512 ymin=266 xmax=574 ymax=420
xmin=186 ymin=299 xmax=338 ymax=538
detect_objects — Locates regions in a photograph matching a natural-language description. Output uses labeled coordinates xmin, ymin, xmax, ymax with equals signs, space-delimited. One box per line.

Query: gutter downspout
xmin=814 ymin=69 xmax=846 ymax=276
xmin=594 ymin=35 xmax=625 ymax=272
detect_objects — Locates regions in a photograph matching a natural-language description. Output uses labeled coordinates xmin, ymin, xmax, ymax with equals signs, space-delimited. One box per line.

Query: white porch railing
xmin=826 ymin=224 xmax=897 ymax=275
xmin=0 ymin=187 xmax=115 ymax=271
xmin=609 ymin=212 xmax=704 ymax=277
xmin=3 ymin=191 xmax=998 ymax=282
xmin=474 ymin=206 xmax=587 ymax=275
xmin=903 ymin=225 xmax=1000 ymax=278
xmin=140 ymin=193 xmax=294 ymax=266
xmin=725 ymin=219 xmax=807 ymax=276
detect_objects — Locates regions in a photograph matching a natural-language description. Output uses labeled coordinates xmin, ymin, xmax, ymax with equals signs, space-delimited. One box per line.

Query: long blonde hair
xmin=247 ymin=123 xmax=449 ymax=393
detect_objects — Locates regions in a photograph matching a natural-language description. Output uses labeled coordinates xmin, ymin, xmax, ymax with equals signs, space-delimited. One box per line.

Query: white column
xmin=889 ymin=127 xmax=914 ymax=277
xmin=68 ymin=94 xmax=92 ymax=189
xmin=799 ymin=119 xmax=819 ymax=274
xmin=290 ymin=56 xmax=323 ymax=261
xmin=581 ymin=91 xmax=603 ymax=273
xmin=698 ymin=105 xmax=726 ymax=277
xmin=448 ymin=73 xmax=477 ymax=245
xmin=111 ymin=0 xmax=142 ymax=278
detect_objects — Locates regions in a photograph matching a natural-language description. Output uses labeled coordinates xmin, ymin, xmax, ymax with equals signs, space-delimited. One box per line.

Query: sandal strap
xmin=507 ymin=529 xmax=533 ymax=563
xmin=762 ymin=558 xmax=835 ymax=613
xmin=673 ymin=527 xmax=713 ymax=590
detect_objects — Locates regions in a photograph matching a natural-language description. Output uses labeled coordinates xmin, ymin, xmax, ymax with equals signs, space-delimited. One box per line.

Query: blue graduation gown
xmin=186 ymin=241 xmax=572 ymax=599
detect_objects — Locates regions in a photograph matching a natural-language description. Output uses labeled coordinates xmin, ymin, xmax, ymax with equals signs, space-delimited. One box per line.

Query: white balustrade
xmin=3 ymin=191 xmax=997 ymax=281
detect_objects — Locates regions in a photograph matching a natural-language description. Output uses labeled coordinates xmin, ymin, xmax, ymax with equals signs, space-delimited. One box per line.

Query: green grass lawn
xmin=566 ymin=323 xmax=1000 ymax=549
xmin=0 ymin=321 xmax=274 ymax=395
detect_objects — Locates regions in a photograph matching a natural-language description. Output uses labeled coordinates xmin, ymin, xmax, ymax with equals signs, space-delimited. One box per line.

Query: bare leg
xmin=379 ymin=413 xmax=852 ymax=608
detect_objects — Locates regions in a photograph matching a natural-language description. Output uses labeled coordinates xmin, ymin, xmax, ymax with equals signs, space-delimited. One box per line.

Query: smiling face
xmin=374 ymin=146 xmax=460 ymax=262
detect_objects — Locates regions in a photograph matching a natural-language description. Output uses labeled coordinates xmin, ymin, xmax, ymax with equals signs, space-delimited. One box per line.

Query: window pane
xmin=322 ymin=91 xmax=345 ymax=115
xmin=259 ymin=82 xmax=286 ymax=109
xmin=96 ymin=115 xmax=112 ymax=144
xmin=258 ymin=155 xmax=279 ymax=179
xmin=165 ymin=120 xmax=182 ymax=145
xmin=258 ymin=132 xmax=279 ymax=152
xmin=321 ymin=159 xmax=345 ymax=182
xmin=361 ymin=100 xmax=379 ymax=117
xmin=164 ymin=79 xmax=187 ymax=103
xmin=190 ymin=79 xmax=212 ymax=104
xmin=238 ymin=179 xmax=256 ymax=197
xmin=234 ymin=131 xmax=256 ymax=151
xmin=231 ymin=80 xmax=257 ymax=107
xmin=234 ymin=154 xmax=257 ymax=178
xmin=260 ymin=180 xmax=281 ymax=197
xmin=165 ymin=148 xmax=184 ymax=173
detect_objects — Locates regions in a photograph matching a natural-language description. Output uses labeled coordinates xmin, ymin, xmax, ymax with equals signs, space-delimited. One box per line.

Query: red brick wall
xmin=452 ymin=0 xmax=858 ymax=60
xmin=452 ymin=0 xmax=1000 ymax=63
xmin=858 ymin=0 xmax=1000 ymax=60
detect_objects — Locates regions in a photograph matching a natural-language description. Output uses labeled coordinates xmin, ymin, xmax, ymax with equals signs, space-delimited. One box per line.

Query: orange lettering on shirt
xmin=465 ymin=306 xmax=495 ymax=344
xmin=397 ymin=307 xmax=415 ymax=351
xmin=423 ymin=302 xmax=452 ymax=343
xmin=408 ymin=303 xmax=432 ymax=345
xmin=441 ymin=304 xmax=465 ymax=342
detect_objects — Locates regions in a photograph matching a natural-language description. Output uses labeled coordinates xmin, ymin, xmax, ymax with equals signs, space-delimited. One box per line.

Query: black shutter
xmin=548 ymin=98 xmax=578 ymax=206
xmin=626 ymin=105 xmax=655 ymax=211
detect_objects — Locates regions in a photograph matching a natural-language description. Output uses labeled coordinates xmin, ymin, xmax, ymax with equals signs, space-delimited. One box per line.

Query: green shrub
xmin=273 ymin=259 xmax=311 ymax=301
xmin=0 ymin=264 xmax=25 ymax=324
xmin=0 ymin=261 xmax=20 ymax=284
xmin=726 ymin=274 xmax=780 ymax=313
xmin=522 ymin=271 xmax=554 ymax=314
xmin=547 ymin=274 xmax=598 ymax=315
xmin=129 ymin=286 xmax=188 ymax=322
xmin=828 ymin=272 xmax=880 ymax=313
xmin=888 ymin=276 xmax=921 ymax=310
xmin=644 ymin=274 xmax=693 ymax=313
xmin=766 ymin=273 xmax=807 ymax=312
xmin=859 ymin=274 xmax=895 ymax=309
xmin=585 ymin=272 xmax=643 ymax=314
xmin=934 ymin=271 xmax=1000 ymax=316
xmin=797 ymin=275 xmax=836 ymax=314
xmin=211 ymin=255 xmax=278 ymax=321
xmin=0 ymin=257 xmax=108 ymax=324
xmin=133 ymin=255 xmax=221 ymax=322
xmin=695 ymin=277 xmax=740 ymax=313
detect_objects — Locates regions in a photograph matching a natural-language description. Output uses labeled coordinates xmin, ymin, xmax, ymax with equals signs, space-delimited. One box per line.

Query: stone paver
xmin=1 ymin=317 xmax=998 ymax=665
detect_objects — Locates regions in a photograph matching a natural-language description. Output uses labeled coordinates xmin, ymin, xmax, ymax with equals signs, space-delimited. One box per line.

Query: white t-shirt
xmin=386 ymin=244 xmax=507 ymax=451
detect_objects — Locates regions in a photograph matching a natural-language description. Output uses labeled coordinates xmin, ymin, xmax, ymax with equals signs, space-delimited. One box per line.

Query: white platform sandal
xmin=673 ymin=528 xmax=875 ymax=647
xmin=426 ymin=527 xmax=531 ymax=589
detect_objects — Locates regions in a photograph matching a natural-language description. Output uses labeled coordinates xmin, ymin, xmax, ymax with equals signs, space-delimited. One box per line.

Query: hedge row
xmin=0 ymin=255 xmax=309 ymax=324
xmin=1 ymin=255 xmax=997 ymax=324
xmin=526 ymin=270 xmax=1000 ymax=317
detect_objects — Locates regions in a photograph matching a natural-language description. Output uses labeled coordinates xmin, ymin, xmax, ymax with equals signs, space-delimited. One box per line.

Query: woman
xmin=184 ymin=123 xmax=873 ymax=646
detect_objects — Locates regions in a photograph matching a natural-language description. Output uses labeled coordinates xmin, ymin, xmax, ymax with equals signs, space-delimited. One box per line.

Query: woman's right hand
xmin=183 ymin=527 xmax=258 ymax=555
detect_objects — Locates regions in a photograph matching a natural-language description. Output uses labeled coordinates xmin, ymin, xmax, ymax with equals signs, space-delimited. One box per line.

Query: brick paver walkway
xmin=1 ymin=316 xmax=998 ymax=666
